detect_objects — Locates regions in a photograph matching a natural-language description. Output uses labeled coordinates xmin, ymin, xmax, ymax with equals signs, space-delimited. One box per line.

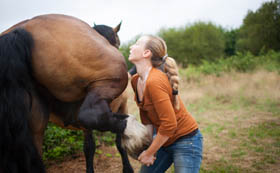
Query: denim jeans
xmin=140 ymin=130 xmax=203 ymax=173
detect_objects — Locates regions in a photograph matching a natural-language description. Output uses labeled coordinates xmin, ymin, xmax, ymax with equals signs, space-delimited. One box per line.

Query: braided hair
xmin=145 ymin=35 xmax=180 ymax=110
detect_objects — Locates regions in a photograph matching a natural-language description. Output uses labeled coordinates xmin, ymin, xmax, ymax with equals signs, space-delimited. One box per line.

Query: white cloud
xmin=0 ymin=0 xmax=270 ymax=42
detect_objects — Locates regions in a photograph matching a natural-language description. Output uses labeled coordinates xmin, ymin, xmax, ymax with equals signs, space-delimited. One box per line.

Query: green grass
xmin=179 ymin=78 xmax=280 ymax=172
xmin=200 ymin=158 xmax=248 ymax=173
xmin=255 ymin=98 xmax=280 ymax=116
xmin=199 ymin=121 xmax=280 ymax=173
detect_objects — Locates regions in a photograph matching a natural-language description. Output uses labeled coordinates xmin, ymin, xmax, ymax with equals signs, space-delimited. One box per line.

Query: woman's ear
xmin=143 ymin=49 xmax=152 ymax=59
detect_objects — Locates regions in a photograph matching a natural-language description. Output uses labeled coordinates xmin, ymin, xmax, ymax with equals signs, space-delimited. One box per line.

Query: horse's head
xmin=93 ymin=22 xmax=122 ymax=48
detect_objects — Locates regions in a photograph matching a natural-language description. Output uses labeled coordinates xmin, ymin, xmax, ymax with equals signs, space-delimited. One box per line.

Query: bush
xmin=43 ymin=123 xmax=117 ymax=161
xmin=180 ymin=51 xmax=280 ymax=78
xmin=259 ymin=50 xmax=280 ymax=72
xmin=159 ymin=22 xmax=226 ymax=67
xmin=229 ymin=52 xmax=256 ymax=72
xmin=43 ymin=123 xmax=83 ymax=161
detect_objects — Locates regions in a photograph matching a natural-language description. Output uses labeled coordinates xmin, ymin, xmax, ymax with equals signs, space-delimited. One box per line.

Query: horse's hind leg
xmin=83 ymin=130 xmax=95 ymax=173
xmin=30 ymin=90 xmax=50 ymax=156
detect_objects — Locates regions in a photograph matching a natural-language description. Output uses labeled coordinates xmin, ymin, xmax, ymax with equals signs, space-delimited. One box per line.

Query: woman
xmin=128 ymin=35 xmax=203 ymax=173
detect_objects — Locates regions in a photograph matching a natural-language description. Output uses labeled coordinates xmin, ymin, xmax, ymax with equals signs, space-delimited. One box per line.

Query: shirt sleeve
xmin=147 ymin=78 xmax=177 ymax=137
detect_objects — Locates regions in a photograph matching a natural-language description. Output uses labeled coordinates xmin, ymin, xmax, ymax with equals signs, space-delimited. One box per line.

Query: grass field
xmin=44 ymin=69 xmax=280 ymax=172
xmin=126 ymin=70 xmax=280 ymax=173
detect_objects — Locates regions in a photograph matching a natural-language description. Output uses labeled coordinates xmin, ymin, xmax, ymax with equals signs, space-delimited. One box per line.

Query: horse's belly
xmin=19 ymin=14 xmax=128 ymax=102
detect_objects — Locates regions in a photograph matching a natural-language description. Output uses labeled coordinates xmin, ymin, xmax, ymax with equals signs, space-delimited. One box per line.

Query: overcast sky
xmin=0 ymin=0 xmax=270 ymax=43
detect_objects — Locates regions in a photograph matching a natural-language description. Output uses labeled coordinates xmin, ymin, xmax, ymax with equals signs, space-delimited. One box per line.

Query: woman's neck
xmin=134 ymin=61 xmax=152 ymax=80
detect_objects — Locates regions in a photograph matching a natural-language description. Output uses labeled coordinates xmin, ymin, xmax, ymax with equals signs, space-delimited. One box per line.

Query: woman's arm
xmin=145 ymin=132 xmax=169 ymax=156
xmin=138 ymin=132 xmax=169 ymax=166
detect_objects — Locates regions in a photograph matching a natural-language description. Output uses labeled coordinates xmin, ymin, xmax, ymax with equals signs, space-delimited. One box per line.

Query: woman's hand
xmin=138 ymin=132 xmax=169 ymax=166
xmin=138 ymin=150 xmax=156 ymax=166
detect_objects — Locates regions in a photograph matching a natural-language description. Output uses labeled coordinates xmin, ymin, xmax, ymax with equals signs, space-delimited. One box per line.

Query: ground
xmin=47 ymin=70 xmax=280 ymax=173
xmin=47 ymin=145 xmax=142 ymax=173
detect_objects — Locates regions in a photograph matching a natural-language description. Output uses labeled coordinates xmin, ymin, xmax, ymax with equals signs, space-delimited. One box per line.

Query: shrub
xmin=43 ymin=123 xmax=83 ymax=160
xmin=43 ymin=123 xmax=117 ymax=161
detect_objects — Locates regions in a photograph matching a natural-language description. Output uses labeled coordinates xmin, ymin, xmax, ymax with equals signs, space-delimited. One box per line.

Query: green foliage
xmin=43 ymin=123 xmax=83 ymax=161
xmin=158 ymin=27 xmax=188 ymax=66
xmin=237 ymin=0 xmax=280 ymax=54
xmin=227 ymin=52 xmax=256 ymax=72
xmin=95 ymin=131 xmax=116 ymax=146
xmin=224 ymin=29 xmax=238 ymax=56
xmin=159 ymin=22 xmax=226 ymax=66
xmin=118 ymin=1 xmax=280 ymax=69
xmin=258 ymin=50 xmax=280 ymax=72
xmin=43 ymin=123 xmax=117 ymax=161
xmin=181 ymin=51 xmax=280 ymax=76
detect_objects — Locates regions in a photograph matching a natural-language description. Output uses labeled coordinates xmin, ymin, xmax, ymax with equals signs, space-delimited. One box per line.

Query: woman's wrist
xmin=145 ymin=147 xmax=156 ymax=156
xmin=145 ymin=132 xmax=169 ymax=156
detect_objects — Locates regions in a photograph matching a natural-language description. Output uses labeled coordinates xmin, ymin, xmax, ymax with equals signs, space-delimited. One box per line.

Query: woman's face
xmin=128 ymin=36 xmax=149 ymax=63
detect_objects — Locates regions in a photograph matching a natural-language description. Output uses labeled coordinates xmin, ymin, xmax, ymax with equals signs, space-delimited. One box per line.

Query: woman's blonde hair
xmin=144 ymin=35 xmax=180 ymax=110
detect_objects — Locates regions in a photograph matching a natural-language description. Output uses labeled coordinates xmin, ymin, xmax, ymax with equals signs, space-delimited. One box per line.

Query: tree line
xmin=120 ymin=0 xmax=280 ymax=68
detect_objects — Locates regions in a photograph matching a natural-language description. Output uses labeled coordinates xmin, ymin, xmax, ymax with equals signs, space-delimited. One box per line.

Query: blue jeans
xmin=140 ymin=130 xmax=203 ymax=173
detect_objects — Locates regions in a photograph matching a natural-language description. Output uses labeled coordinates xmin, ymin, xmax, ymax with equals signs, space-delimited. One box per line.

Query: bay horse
xmin=48 ymin=22 xmax=132 ymax=172
xmin=0 ymin=14 xmax=151 ymax=173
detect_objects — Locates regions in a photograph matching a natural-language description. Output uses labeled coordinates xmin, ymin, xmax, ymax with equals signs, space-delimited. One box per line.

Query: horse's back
xmin=4 ymin=14 xmax=128 ymax=102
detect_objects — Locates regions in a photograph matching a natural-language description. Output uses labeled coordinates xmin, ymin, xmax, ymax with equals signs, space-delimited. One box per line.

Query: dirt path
xmin=46 ymin=145 xmax=141 ymax=173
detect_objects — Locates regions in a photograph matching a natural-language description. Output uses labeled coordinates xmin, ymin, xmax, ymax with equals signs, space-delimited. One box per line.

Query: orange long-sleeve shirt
xmin=131 ymin=68 xmax=198 ymax=147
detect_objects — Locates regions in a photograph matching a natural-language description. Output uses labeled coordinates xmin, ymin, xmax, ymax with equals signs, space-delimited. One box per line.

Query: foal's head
xmin=93 ymin=22 xmax=122 ymax=48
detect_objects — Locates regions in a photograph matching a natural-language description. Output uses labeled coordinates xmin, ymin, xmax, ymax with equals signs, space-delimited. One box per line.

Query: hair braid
xmin=164 ymin=57 xmax=180 ymax=110
xmin=145 ymin=35 xmax=180 ymax=110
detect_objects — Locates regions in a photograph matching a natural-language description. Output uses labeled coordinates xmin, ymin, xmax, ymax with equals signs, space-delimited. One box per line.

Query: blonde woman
xmin=128 ymin=35 xmax=203 ymax=173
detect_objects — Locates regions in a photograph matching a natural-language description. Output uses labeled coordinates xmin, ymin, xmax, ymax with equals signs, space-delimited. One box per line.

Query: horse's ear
xmin=113 ymin=21 xmax=122 ymax=33
xmin=93 ymin=22 xmax=97 ymax=27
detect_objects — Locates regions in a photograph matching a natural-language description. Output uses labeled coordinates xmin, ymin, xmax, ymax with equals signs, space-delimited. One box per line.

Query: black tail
xmin=0 ymin=29 xmax=45 ymax=173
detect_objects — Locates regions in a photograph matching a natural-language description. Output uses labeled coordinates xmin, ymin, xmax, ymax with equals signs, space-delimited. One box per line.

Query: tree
xmin=224 ymin=29 xmax=238 ymax=57
xmin=159 ymin=22 xmax=225 ymax=66
xmin=237 ymin=0 xmax=280 ymax=54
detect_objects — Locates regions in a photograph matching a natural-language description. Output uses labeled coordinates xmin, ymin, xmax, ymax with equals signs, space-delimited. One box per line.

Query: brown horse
xmin=0 ymin=14 xmax=151 ymax=173
xmin=48 ymin=21 xmax=133 ymax=173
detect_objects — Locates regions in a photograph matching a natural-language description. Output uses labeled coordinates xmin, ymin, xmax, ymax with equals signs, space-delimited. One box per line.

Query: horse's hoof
xmin=121 ymin=115 xmax=152 ymax=160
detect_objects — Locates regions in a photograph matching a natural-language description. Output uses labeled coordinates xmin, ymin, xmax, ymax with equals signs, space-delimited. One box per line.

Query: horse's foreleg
xmin=83 ymin=130 xmax=95 ymax=173
xmin=114 ymin=95 xmax=133 ymax=173
xmin=79 ymin=90 xmax=152 ymax=165
xmin=116 ymin=133 xmax=134 ymax=173
xmin=78 ymin=91 xmax=127 ymax=133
